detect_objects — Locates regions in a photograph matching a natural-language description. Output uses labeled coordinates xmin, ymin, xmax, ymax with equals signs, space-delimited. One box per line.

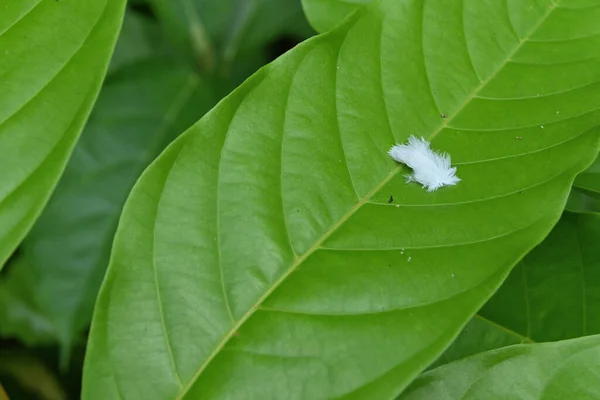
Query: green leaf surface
xmin=480 ymin=211 xmax=600 ymax=343
xmin=0 ymin=60 xmax=213 ymax=355
xmin=567 ymin=152 xmax=600 ymax=212
xmin=574 ymin=154 xmax=600 ymax=194
xmin=433 ymin=210 xmax=600 ymax=368
xmin=430 ymin=316 xmax=525 ymax=369
xmin=83 ymin=0 xmax=600 ymax=398
xmin=220 ymin=0 xmax=314 ymax=63
xmin=400 ymin=335 xmax=600 ymax=400
xmin=0 ymin=0 xmax=126 ymax=268
xmin=566 ymin=187 xmax=600 ymax=213
xmin=302 ymin=0 xmax=372 ymax=33
xmin=108 ymin=11 xmax=163 ymax=74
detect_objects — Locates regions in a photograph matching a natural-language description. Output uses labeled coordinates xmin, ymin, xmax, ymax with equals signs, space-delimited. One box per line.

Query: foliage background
xmin=0 ymin=1 xmax=314 ymax=398
xmin=2 ymin=0 xmax=600 ymax=398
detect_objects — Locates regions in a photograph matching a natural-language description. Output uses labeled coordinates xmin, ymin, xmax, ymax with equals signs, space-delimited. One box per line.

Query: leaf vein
xmin=0 ymin=0 xmax=44 ymax=38
xmin=461 ymin=0 xmax=482 ymax=82
xmin=319 ymin=213 xmax=549 ymax=252
xmin=419 ymin=0 xmax=443 ymax=116
xmin=476 ymin=77 xmax=600 ymax=101
xmin=0 ymin=4 xmax=105 ymax=129
xmin=175 ymin=1 xmax=570 ymax=395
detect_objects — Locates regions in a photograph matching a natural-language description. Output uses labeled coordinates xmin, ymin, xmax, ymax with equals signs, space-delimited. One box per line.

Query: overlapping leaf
xmin=0 ymin=0 xmax=126 ymax=268
xmin=0 ymin=351 xmax=65 ymax=400
xmin=430 ymin=316 xmax=524 ymax=369
xmin=433 ymin=211 xmax=600 ymax=367
xmin=83 ymin=0 xmax=600 ymax=398
xmin=566 ymin=187 xmax=600 ymax=213
xmin=302 ymin=0 xmax=371 ymax=32
xmin=0 ymin=60 xmax=213 ymax=357
xmin=574 ymin=154 xmax=600 ymax=194
xmin=401 ymin=335 xmax=600 ymax=399
xmin=480 ymin=211 xmax=600 ymax=343
xmin=108 ymin=11 xmax=165 ymax=73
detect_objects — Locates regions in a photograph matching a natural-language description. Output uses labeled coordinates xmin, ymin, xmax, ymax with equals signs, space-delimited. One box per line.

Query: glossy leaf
xmin=0 ymin=0 xmax=126 ymax=268
xmin=0 ymin=60 xmax=213 ymax=355
xmin=401 ymin=335 xmax=600 ymax=399
xmin=83 ymin=0 xmax=600 ymax=398
xmin=302 ymin=0 xmax=371 ymax=32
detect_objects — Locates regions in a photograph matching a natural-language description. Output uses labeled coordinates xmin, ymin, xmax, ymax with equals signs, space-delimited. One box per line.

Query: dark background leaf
xmin=574 ymin=155 xmax=600 ymax=194
xmin=0 ymin=59 xmax=213 ymax=360
xmin=431 ymin=210 xmax=600 ymax=368
xmin=149 ymin=0 xmax=314 ymax=73
xmin=481 ymin=211 xmax=600 ymax=342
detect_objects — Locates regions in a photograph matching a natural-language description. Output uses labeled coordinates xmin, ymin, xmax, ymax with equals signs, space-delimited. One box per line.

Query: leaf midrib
xmin=176 ymin=2 xmax=560 ymax=397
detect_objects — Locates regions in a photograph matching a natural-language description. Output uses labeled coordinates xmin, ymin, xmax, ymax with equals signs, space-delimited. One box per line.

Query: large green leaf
xmin=400 ymin=335 xmax=600 ymax=399
xmin=0 ymin=0 xmax=126 ymax=268
xmin=302 ymin=0 xmax=371 ymax=33
xmin=0 ymin=60 xmax=213 ymax=356
xmin=83 ymin=0 xmax=600 ymax=398
xmin=432 ymin=210 xmax=600 ymax=367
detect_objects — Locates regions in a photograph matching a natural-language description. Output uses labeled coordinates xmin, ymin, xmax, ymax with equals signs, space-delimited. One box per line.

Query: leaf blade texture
xmin=401 ymin=335 xmax=600 ymax=400
xmin=83 ymin=0 xmax=600 ymax=398
xmin=433 ymin=211 xmax=600 ymax=368
xmin=0 ymin=59 xmax=213 ymax=357
xmin=0 ymin=0 xmax=126 ymax=268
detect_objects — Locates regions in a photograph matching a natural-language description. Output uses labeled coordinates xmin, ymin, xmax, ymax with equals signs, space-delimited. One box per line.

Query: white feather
xmin=388 ymin=135 xmax=460 ymax=192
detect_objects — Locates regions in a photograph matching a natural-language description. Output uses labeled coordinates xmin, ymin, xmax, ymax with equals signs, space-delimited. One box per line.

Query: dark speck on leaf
xmin=441 ymin=113 xmax=447 ymax=118
xmin=388 ymin=195 xmax=394 ymax=204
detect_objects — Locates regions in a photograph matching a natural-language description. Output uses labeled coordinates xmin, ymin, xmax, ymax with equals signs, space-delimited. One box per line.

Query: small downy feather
xmin=388 ymin=135 xmax=460 ymax=192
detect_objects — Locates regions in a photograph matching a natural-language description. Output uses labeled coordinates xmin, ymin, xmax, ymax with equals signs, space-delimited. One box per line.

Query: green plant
xmin=1 ymin=0 xmax=600 ymax=398
xmin=0 ymin=0 xmax=125 ymax=269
